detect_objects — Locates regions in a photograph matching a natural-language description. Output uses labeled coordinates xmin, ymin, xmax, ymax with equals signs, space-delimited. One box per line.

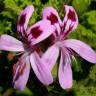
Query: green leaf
xmin=16 ymin=88 xmax=34 ymax=96
xmin=72 ymin=0 xmax=91 ymax=15
xmin=89 ymin=65 xmax=96 ymax=81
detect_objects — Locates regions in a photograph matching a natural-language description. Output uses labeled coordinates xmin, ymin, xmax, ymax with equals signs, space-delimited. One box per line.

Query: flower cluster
xmin=0 ymin=5 xmax=96 ymax=90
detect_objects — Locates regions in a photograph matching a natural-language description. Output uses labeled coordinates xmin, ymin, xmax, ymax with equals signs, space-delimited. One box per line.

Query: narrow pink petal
xmin=17 ymin=5 xmax=34 ymax=37
xmin=30 ymin=52 xmax=53 ymax=85
xmin=0 ymin=35 xmax=24 ymax=52
xmin=59 ymin=49 xmax=72 ymax=89
xmin=13 ymin=55 xmax=30 ymax=90
xmin=63 ymin=5 xmax=78 ymax=36
xmin=42 ymin=7 xmax=62 ymax=25
xmin=42 ymin=44 xmax=59 ymax=71
xmin=64 ymin=39 xmax=96 ymax=63
xmin=27 ymin=20 xmax=55 ymax=45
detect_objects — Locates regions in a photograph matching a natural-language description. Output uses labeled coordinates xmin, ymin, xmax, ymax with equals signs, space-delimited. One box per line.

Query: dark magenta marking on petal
xmin=18 ymin=14 xmax=26 ymax=26
xmin=64 ymin=25 xmax=74 ymax=36
xmin=47 ymin=13 xmax=58 ymax=25
xmin=67 ymin=9 xmax=76 ymax=21
xmin=13 ymin=63 xmax=26 ymax=82
xmin=54 ymin=29 xmax=59 ymax=37
xmin=63 ymin=20 xmax=67 ymax=32
xmin=63 ymin=21 xmax=67 ymax=29
xmin=30 ymin=26 xmax=42 ymax=38
xmin=13 ymin=63 xmax=20 ymax=82
xmin=13 ymin=63 xmax=18 ymax=76
xmin=67 ymin=26 xmax=73 ymax=33
xmin=19 ymin=63 xmax=26 ymax=75
xmin=22 ymin=27 xmax=28 ymax=38
xmin=14 ymin=71 xmax=20 ymax=81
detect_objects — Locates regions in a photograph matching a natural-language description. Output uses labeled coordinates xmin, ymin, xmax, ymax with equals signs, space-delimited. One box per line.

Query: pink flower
xmin=42 ymin=5 xmax=96 ymax=89
xmin=0 ymin=5 xmax=55 ymax=90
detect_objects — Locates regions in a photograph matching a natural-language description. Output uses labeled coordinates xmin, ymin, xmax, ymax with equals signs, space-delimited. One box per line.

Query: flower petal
xmin=59 ymin=49 xmax=72 ymax=89
xmin=63 ymin=5 xmax=78 ymax=36
xmin=42 ymin=7 xmax=62 ymax=25
xmin=42 ymin=44 xmax=59 ymax=71
xmin=0 ymin=35 xmax=24 ymax=52
xmin=27 ymin=20 xmax=55 ymax=45
xmin=13 ymin=55 xmax=30 ymax=90
xmin=30 ymin=52 xmax=53 ymax=85
xmin=64 ymin=39 xmax=96 ymax=63
xmin=17 ymin=5 xmax=34 ymax=37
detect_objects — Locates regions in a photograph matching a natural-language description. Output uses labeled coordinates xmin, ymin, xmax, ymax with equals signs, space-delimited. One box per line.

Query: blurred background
xmin=0 ymin=0 xmax=96 ymax=96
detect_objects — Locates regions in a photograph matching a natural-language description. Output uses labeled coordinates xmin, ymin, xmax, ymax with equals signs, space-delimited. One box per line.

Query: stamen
xmin=15 ymin=52 xmax=24 ymax=56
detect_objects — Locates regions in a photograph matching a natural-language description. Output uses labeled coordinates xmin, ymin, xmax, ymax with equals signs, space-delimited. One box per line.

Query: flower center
xmin=55 ymin=34 xmax=64 ymax=41
xmin=55 ymin=41 xmax=64 ymax=48
xmin=23 ymin=43 xmax=35 ymax=55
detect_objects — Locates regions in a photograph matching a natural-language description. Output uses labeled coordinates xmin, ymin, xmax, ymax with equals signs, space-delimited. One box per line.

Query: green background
xmin=0 ymin=0 xmax=96 ymax=96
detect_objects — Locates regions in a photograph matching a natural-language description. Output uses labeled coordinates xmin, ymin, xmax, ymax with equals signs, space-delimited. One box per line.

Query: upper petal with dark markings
xmin=27 ymin=20 xmax=55 ymax=45
xmin=17 ymin=5 xmax=34 ymax=37
xmin=63 ymin=5 xmax=78 ymax=35
xmin=42 ymin=7 xmax=62 ymax=25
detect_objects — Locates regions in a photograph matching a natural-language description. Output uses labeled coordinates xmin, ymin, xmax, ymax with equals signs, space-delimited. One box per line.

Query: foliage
xmin=0 ymin=0 xmax=96 ymax=96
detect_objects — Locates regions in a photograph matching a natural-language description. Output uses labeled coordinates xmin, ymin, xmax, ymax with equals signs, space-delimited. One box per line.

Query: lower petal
xmin=13 ymin=55 xmax=30 ymax=90
xmin=0 ymin=35 xmax=24 ymax=52
xmin=59 ymin=49 xmax=72 ymax=89
xmin=64 ymin=39 xmax=96 ymax=63
xmin=30 ymin=52 xmax=53 ymax=85
xmin=42 ymin=44 xmax=59 ymax=71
